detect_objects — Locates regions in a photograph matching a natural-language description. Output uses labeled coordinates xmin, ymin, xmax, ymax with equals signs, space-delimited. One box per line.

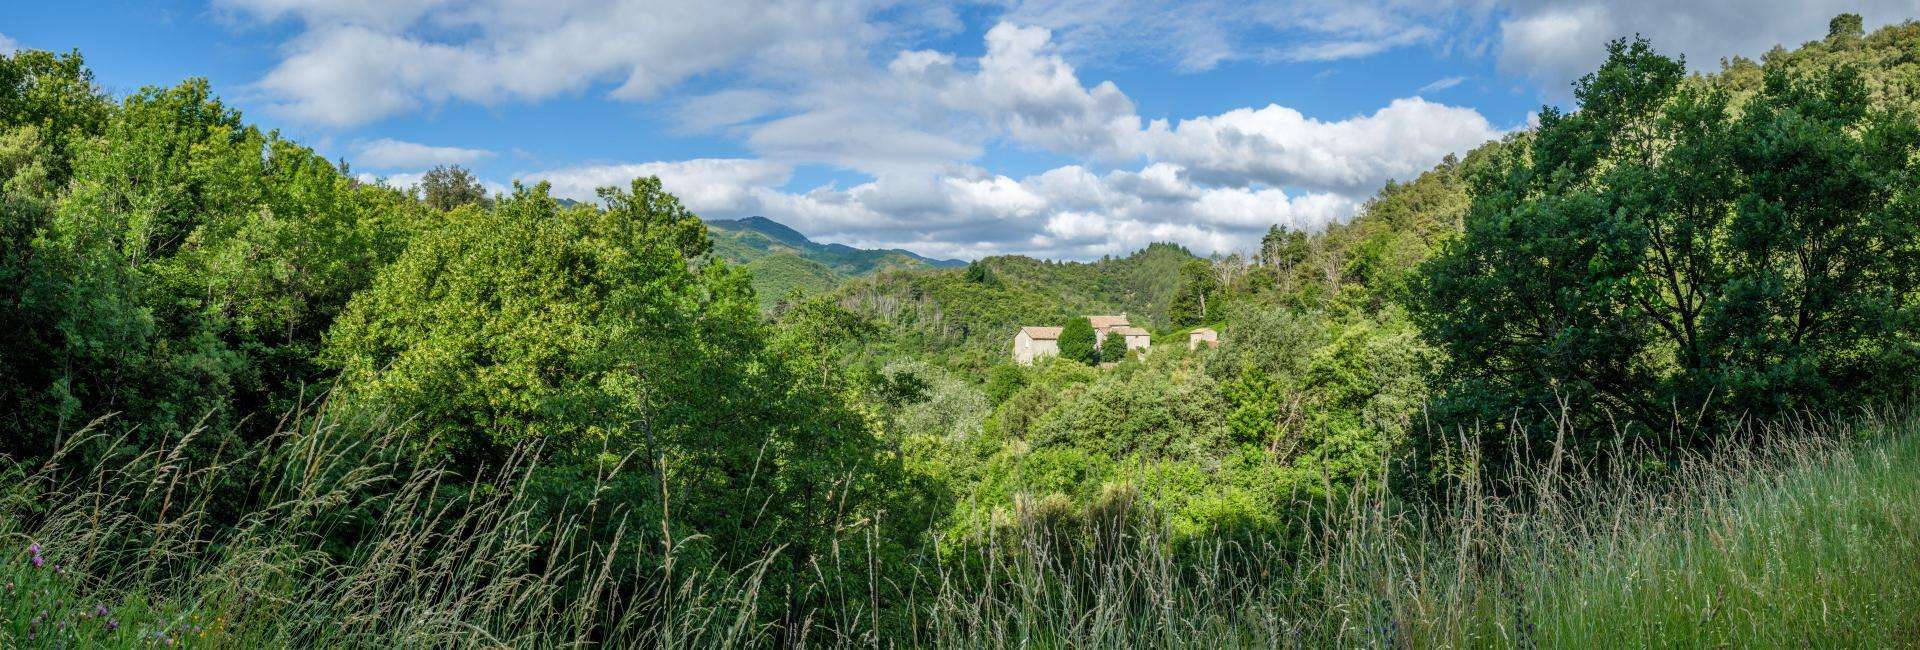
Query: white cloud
xmin=231 ymin=2 xmax=1516 ymax=260
xmin=1276 ymin=25 xmax=1440 ymax=62
xmin=354 ymin=138 xmax=494 ymax=168
xmin=225 ymin=0 xmax=927 ymax=126
xmin=942 ymin=23 xmax=1143 ymax=157
xmin=219 ymin=0 xmax=1912 ymax=262
xmin=326 ymin=13 xmax=1502 ymax=260
xmin=0 ymin=33 xmax=18 ymax=54
xmin=1417 ymin=76 xmax=1467 ymax=94
xmin=521 ymin=158 xmax=793 ymax=214
xmin=1133 ymin=97 xmax=1502 ymax=193
xmin=504 ymin=157 xmax=1357 ymax=260
xmin=717 ymin=20 xmax=1500 ymax=195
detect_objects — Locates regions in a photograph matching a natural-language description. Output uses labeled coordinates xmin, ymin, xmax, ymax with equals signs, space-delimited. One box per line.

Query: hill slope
xmin=831 ymin=242 xmax=1199 ymax=368
xmin=705 ymin=216 xmax=964 ymax=307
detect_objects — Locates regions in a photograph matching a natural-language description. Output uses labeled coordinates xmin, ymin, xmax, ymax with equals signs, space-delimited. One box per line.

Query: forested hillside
xmin=3 ymin=14 xmax=1918 ymax=648
xmin=829 ymin=241 xmax=1197 ymax=369
xmin=705 ymin=215 xmax=963 ymax=308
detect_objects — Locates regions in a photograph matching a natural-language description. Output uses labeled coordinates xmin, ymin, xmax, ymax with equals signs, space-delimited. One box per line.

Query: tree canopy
xmin=1059 ymin=316 xmax=1098 ymax=364
xmin=1099 ymin=327 xmax=1128 ymax=363
xmin=1411 ymin=37 xmax=1920 ymax=465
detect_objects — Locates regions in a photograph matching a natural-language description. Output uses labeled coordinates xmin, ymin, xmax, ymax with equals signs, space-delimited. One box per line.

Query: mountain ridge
xmin=703 ymin=215 xmax=966 ymax=308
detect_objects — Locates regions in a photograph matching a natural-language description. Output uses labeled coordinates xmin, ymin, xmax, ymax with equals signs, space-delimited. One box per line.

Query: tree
xmin=0 ymin=49 xmax=110 ymax=185
xmin=1410 ymin=36 xmax=1920 ymax=468
xmin=1059 ymin=316 xmax=1098 ymax=364
xmin=962 ymin=260 xmax=998 ymax=286
xmin=1099 ymin=327 xmax=1128 ymax=363
xmin=328 ymin=177 xmax=919 ymax=606
xmin=984 ymin=363 xmax=1026 ymax=405
xmin=418 ymin=164 xmax=489 ymax=211
xmin=1257 ymin=225 xmax=1308 ymax=270
xmin=1168 ymin=259 xmax=1218 ymax=326
xmin=1828 ymin=13 xmax=1864 ymax=44
xmin=9 ymin=73 xmax=411 ymax=466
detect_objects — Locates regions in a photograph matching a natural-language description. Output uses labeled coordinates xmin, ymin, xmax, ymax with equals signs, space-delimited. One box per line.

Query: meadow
xmin=7 ymin=402 xmax=1914 ymax=647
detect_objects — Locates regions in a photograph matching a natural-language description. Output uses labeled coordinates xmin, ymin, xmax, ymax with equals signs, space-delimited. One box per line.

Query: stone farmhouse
xmin=1013 ymin=314 xmax=1151 ymax=365
xmin=1187 ymin=327 xmax=1219 ymax=350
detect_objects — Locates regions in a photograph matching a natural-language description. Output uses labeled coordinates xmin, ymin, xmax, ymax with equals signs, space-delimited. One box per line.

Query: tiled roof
xmin=1019 ymin=326 xmax=1064 ymax=339
xmin=1087 ymin=315 xmax=1130 ymax=329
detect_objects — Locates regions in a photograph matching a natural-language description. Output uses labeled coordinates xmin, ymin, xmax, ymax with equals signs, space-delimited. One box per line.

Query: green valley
xmin=4 ymin=11 xmax=1919 ymax=649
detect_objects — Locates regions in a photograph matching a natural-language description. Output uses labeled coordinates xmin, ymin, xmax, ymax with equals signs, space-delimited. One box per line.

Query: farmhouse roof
xmin=1019 ymin=326 xmax=1063 ymax=340
xmin=1087 ymin=315 xmax=1130 ymax=329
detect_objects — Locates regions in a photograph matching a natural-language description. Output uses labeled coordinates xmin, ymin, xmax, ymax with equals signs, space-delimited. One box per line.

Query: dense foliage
xmin=0 ymin=53 xmax=423 ymax=472
xmin=1059 ymin=316 xmax=1097 ymax=364
xmin=1413 ymin=33 xmax=1920 ymax=472
xmin=833 ymin=241 xmax=1196 ymax=372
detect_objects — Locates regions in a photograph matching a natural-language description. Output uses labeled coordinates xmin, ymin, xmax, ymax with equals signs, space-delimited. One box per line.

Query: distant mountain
xmin=704 ymin=216 xmax=965 ymax=308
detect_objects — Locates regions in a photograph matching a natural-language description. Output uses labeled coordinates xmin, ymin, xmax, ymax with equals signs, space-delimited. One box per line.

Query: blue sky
xmin=3 ymin=1 xmax=1911 ymax=260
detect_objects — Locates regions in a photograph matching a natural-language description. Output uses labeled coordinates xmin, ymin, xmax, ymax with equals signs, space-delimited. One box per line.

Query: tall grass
xmin=4 ymin=402 xmax=1917 ymax=647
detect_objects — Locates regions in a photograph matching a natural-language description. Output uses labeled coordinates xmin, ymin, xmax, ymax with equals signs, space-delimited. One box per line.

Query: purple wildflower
xmin=95 ymin=604 xmax=109 ymax=617
xmin=106 ymin=618 xmax=119 ymax=632
xmin=31 ymin=554 xmax=43 ymax=568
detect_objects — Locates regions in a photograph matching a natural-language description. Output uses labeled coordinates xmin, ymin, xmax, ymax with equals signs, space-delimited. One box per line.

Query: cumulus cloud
xmin=943 ymin=24 xmax=1142 ymax=156
xmin=1133 ymin=97 xmax=1502 ymax=193
xmin=754 ymin=163 xmax=1359 ymax=260
xmin=354 ymin=138 xmax=494 ymax=168
xmin=504 ymin=157 xmax=1356 ymax=260
xmin=716 ymin=20 xmax=1499 ymax=192
xmin=232 ymin=2 xmax=1513 ymax=259
xmin=0 ymin=33 xmax=18 ymax=54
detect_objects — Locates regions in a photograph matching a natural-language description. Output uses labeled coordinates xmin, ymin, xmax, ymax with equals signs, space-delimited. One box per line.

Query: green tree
xmin=328 ymin=178 xmax=919 ymax=611
xmin=9 ymin=72 xmax=410 ymax=464
xmin=1059 ymin=316 xmax=1098 ymax=364
xmin=962 ymin=260 xmax=998 ymax=286
xmin=418 ymin=164 xmax=489 ymax=211
xmin=1168 ymin=259 xmax=1218 ymax=326
xmin=1099 ymin=328 xmax=1128 ymax=363
xmin=984 ymin=363 xmax=1026 ymax=405
xmin=1411 ymin=37 xmax=1920 ymax=467
xmin=1828 ymin=13 xmax=1864 ymax=44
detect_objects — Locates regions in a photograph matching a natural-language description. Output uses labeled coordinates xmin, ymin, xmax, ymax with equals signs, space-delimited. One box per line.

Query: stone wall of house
xmin=1013 ymin=330 xmax=1061 ymax=365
